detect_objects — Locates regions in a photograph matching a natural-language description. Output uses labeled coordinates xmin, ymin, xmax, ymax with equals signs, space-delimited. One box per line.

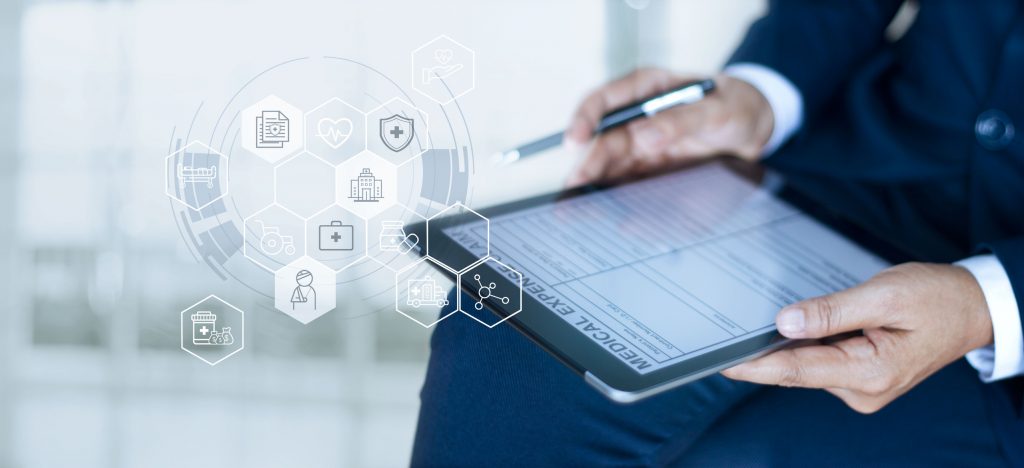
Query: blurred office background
xmin=0 ymin=1 xmax=761 ymax=466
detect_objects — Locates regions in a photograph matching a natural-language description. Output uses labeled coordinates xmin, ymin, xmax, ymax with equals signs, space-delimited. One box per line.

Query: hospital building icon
xmin=349 ymin=168 xmax=383 ymax=202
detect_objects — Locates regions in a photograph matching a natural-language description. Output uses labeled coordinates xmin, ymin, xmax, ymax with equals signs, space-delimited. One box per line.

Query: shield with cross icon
xmin=379 ymin=114 xmax=414 ymax=152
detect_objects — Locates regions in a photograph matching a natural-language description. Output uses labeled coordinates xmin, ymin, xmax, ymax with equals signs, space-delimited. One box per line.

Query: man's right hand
xmin=565 ymin=68 xmax=776 ymax=186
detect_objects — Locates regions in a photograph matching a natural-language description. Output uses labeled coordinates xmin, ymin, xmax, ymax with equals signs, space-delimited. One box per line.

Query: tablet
xmin=408 ymin=159 xmax=903 ymax=403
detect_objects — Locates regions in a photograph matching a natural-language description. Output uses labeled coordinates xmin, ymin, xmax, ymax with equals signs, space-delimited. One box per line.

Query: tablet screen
xmin=442 ymin=162 xmax=889 ymax=375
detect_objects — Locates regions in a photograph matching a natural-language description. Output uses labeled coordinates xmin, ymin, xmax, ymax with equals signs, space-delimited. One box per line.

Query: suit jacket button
xmin=976 ymin=109 xmax=1014 ymax=150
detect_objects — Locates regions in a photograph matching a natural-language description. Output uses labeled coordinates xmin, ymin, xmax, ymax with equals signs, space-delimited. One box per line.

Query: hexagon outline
xmin=272 ymin=150 xmax=337 ymax=220
xmin=335 ymin=150 xmax=401 ymax=220
xmin=309 ymin=203 xmax=370 ymax=272
xmin=425 ymin=202 xmax=490 ymax=274
xmin=164 ymin=140 xmax=229 ymax=211
xmin=411 ymin=34 xmax=476 ymax=105
xmin=365 ymin=97 xmax=432 ymax=164
xmin=242 ymin=202 xmax=308 ymax=273
xmin=179 ymin=294 xmax=245 ymax=366
xmin=241 ymin=94 xmax=306 ymax=163
xmin=459 ymin=256 xmax=524 ymax=329
xmin=274 ymin=256 xmax=338 ymax=324
xmin=304 ymin=97 xmax=368 ymax=165
xmin=395 ymin=257 xmax=459 ymax=328
xmin=366 ymin=201 xmax=427 ymax=272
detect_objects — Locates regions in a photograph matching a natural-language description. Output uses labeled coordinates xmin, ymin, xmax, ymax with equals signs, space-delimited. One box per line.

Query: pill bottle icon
xmin=379 ymin=221 xmax=419 ymax=253
xmin=191 ymin=311 xmax=217 ymax=345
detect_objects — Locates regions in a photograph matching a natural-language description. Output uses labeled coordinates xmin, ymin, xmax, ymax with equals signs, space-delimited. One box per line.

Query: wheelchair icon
xmin=254 ymin=220 xmax=296 ymax=256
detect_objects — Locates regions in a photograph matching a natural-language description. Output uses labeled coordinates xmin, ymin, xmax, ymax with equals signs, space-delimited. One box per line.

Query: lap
xmin=679 ymin=359 xmax=1007 ymax=467
xmin=412 ymin=292 xmax=1007 ymax=467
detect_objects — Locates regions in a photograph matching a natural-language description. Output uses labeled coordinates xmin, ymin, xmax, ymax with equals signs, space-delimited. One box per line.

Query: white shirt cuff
xmin=723 ymin=63 xmax=804 ymax=157
xmin=957 ymin=254 xmax=1024 ymax=382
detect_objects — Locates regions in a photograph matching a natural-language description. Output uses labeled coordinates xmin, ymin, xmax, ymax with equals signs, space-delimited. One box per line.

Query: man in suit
xmin=412 ymin=1 xmax=1024 ymax=465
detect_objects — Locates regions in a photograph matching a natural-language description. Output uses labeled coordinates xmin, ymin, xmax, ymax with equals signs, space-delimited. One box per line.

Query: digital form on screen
xmin=443 ymin=163 xmax=890 ymax=375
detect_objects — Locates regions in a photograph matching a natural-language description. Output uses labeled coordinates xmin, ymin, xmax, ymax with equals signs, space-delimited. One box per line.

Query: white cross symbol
xmin=199 ymin=326 xmax=210 ymax=335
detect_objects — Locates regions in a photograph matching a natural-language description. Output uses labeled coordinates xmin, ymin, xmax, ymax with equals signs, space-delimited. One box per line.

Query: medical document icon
xmin=379 ymin=221 xmax=419 ymax=254
xmin=319 ymin=220 xmax=354 ymax=251
xmin=255 ymin=220 xmax=296 ymax=256
xmin=407 ymin=276 xmax=449 ymax=308
xmin=177 ymin=164 xmax=217 ymax=188
xmin=349 ymin=168 xmax=383 ymax=202
xmin=317 ymin=117 xmax=354 ymax=149
xmin=291 ymin=269 xmax=317 ymax=311
xmin=379 ymin=115 xmax=414 ymax=152
xmin=256 ymin=110 xmax=291 ymax=148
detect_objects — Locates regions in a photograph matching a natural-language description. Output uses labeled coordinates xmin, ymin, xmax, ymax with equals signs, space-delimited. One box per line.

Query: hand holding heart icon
xmin=434 ymin=49 xmax=454 ymax=64
xmin=316 ymin=118 xmax=354 ymax=149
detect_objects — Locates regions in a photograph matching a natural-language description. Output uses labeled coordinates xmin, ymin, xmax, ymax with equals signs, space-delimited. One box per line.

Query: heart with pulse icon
xmin=316 ymin=117 xmax=353 ymax=149
xmin=434 ymin=49 xmax=454 ymax=64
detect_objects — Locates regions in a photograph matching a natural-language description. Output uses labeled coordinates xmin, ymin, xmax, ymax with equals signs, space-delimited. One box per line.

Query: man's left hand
xmin=722 ymin=262 xmax=994 ymax=413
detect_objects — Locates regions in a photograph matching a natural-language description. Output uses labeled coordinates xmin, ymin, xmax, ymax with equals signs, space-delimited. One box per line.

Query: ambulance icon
xmin=407 ymin=276 xmax=449 ymax=308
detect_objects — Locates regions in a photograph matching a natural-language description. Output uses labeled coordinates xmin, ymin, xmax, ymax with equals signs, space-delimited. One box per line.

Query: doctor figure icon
xmin=290 ymin=269 xmax=317 ymax=311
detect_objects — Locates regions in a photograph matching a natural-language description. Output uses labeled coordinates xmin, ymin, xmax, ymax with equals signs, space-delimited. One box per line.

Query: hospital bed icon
xmin=178 ymin=164 xmax=218 ymax=188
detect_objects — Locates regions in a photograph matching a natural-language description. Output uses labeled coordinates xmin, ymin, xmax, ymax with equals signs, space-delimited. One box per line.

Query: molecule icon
xmin=473 ymin=273 xmax=510 ymax=311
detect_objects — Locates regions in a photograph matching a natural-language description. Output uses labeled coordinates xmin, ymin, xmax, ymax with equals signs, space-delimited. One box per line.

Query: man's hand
xmin=565 ymin=68 xmax=774 ymax=186
xmin=722 ymin=263 xmax=994 ymax=414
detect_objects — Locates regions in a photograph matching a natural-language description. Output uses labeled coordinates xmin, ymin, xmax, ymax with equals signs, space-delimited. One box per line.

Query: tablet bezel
xmin=406 ymin=158 xmax=912 ymax=403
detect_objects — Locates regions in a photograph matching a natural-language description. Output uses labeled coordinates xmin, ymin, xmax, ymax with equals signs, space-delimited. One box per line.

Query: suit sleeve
xmin=727 ymin=0 xmax=904 ymax=121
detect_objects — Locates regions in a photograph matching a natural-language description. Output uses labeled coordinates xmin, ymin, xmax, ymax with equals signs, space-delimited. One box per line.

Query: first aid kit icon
xmin=319 ymin=220 xmax=354 ymax=251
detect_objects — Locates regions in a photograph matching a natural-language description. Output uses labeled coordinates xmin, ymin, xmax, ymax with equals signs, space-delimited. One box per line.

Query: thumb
xmin=625 ymin=100 xmax=707 ymax=159
xmin=775 ymin=285 xmax=890 ymax=339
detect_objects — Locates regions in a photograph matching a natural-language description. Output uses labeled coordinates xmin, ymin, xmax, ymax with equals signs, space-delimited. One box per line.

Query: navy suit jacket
xmin=729 ymin=0 xmax=1024 ymax=459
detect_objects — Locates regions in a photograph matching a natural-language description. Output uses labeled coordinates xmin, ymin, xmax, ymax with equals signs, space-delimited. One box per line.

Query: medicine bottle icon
xmin=379 ymin=221 xmax=419 ymax=253
xmin=191 ymin=311 xmax=218 ymax=345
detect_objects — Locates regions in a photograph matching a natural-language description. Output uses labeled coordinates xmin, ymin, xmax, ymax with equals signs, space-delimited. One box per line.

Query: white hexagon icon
xmin=305 ymin=97 xmax=367 ymax=165
xmin=180 ymin=295 xmax=245 ymax=366
xmin=164 ymin=141 xmax=229 ymax=211
xmin=336 ymin=150 xmax=399 ymax=219
xmin=274 ymin=257 xmax=337 ymax=324
xmin=306 ymin=204 xmax=368 ymax=272
xmin=241 ymin=94 xmax=305 ymax=163
xmin=366 ymin=97 xmax=431 ymax=165
xmin=412 ymin=35 xmax=475 ymax=105
xmin=460 ymin=257 xmax=523 ymax=328
xmin=395 ymin=257 xmax=458 ymax=328
xmin=243 ymin=204 xmax=306 ymax=272
xmin=274 ymin=151 xmax=336 ymax=218
xmin=367 ymin=203 xmax=425 ymax=272
xmin=426 ymin=203 xmax=489 ymax=273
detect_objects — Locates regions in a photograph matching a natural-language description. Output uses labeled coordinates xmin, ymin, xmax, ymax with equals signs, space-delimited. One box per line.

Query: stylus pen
xmin=493 ymin=78 xmax=716 ymax=165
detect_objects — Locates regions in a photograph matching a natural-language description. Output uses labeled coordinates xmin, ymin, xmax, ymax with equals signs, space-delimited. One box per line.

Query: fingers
xmin=625 ymin=100 xmax=710 ymax=159
xmin=775 ymin=281 xmax=897 ymax=339
xmin=565 ymin=68 xmax=676 ymax=146
xmin=722 ymin=336 xmax=903 ymax=406
xmin=722 ymin=343 xmax=856 ymax=389
xmin=566 ymin=127 xmax=633 ymax=186
xmin=566 ymin=69 xmax=687 ymax=185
